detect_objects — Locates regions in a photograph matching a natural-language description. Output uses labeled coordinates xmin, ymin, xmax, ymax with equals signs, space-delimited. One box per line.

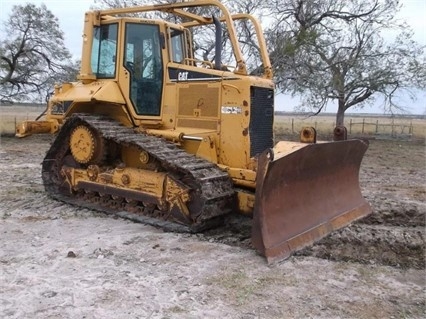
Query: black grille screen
xmin=249 ymin=87 xmax=274 ymax=157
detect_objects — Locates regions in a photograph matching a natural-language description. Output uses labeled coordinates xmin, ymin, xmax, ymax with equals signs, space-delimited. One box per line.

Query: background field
xmin=1 ymin=105 xmax=425 ymax=141
xmin=274 ymin=113 xmax=426 ymax=141
xmin=0 ymin=105 xmax=46 ymax=136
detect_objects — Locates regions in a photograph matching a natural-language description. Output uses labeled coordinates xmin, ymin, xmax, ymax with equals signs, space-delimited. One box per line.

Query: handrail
xmin=183 ymin=13 xmax=273 ymax=79
xmin=92 ymin=0 xmax=247 ymax=75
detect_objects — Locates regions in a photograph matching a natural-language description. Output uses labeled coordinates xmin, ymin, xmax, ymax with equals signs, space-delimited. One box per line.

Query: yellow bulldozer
xmin=16 ymin=0 xmax=371 ymax=263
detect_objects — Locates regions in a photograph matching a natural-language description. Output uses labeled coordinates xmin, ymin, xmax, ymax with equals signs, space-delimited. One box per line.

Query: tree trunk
xmin=336 ymin=99 xmax=346 ymax=126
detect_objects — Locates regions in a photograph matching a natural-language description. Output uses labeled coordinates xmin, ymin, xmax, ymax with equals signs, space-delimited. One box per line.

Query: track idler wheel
xmin=69 ymin=125 xmax=104 ymax=164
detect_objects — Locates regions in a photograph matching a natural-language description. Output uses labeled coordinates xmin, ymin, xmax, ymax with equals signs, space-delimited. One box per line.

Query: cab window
xmin=91 ymin=24 xmax=118 ymax=78
xmin=170 ymin=29 xmax=185 ymax=63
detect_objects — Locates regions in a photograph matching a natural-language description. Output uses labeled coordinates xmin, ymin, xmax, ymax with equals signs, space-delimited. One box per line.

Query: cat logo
xmin=177 ymin=71 xmax=188 ymax=81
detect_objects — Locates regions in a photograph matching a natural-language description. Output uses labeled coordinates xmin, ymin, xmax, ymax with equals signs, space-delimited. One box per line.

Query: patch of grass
xmin=165 ymin=305 xmax=187 ymax=314
xmin=206 ymin=270 xmax=297 ymax=306
xmin=206 ymin=270 xmax=253 ymax=305
xmin=412 ymin=188 xmax=426 ymax=201
xmin=2 ymin=212 xmax=11 ymax=219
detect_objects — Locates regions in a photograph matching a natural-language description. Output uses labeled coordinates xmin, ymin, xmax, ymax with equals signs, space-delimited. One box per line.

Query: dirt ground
xmin=0 ymin=134 xmax=425 ymax=319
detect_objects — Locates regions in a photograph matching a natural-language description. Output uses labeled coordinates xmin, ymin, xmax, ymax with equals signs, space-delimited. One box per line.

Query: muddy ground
xmin=0 ymin=134 xmax=425 ymax=319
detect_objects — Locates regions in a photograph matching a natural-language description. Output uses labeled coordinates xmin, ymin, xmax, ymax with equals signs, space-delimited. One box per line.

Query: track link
xmin=42 ymin=114 xmax=235 ymax=232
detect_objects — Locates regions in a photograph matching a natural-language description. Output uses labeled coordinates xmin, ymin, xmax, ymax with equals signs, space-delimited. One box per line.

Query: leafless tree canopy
xmin=0 ymin=4 xmax=77 ymax=102
xmin=267 ymin=0 xmax=426 ymax=124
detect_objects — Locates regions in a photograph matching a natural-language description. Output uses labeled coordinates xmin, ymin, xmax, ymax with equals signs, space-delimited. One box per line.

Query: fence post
xmin=375 ymin=120 xmax=378 ymax=134
xmin=391 ymin=118 xmax=395 ymax=137
xmin=349 ymin=119 xmax=352 ymax=134
xmin=362 ymin=118 xmax=365 ymax=134
xmin=291 ymin=118 xmax=294 ymax=134
xmin=409 ymin=121 xmax=413 ymax=135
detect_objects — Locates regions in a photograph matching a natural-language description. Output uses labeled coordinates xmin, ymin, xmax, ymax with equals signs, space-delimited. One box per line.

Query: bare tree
xmin=0 ymin=4 xmax=76 ymax=102
xmin=267 ymin=0 xmax=426 ymax=125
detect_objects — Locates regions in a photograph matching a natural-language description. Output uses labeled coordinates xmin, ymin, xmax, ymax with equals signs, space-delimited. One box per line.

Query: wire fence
xmin=276 ymin=115 xmax=425 ymax=140
xmin=348 ymin=118 xmax=414 ymax=137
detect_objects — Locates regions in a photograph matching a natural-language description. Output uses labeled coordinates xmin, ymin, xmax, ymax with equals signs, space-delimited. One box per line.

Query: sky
xmin=0 ymin=0 xmax=425 ymax=114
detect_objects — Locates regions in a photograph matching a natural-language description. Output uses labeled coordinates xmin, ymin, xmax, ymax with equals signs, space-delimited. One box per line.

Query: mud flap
xmin=252 ymin=139 xmax=371 ymax=263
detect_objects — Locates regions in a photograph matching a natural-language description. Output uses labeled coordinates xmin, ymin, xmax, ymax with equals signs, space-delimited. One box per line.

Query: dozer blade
xmin=252 ymin=139 xmax=371 ymax=263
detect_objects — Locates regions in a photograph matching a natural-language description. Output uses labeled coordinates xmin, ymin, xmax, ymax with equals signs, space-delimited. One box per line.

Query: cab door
xmin=123 ymin=23 xmax=164 ymax=116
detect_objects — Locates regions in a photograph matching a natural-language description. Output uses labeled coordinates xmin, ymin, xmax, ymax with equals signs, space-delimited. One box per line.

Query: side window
xmin=170 ymin=29 xmax=185 ymax=63
xmin=91 ymin=24 xmax=118 ymax=78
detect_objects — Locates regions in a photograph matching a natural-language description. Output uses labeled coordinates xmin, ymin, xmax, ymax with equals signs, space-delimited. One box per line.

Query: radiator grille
xmin=249 ymin=87 xmax=274 ymax=157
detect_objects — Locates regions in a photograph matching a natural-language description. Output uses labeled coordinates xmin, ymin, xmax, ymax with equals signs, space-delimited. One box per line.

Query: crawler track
xmin=41 ymin=114 xmax=235 ymax=233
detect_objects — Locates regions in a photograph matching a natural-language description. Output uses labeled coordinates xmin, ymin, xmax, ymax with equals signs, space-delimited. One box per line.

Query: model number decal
xmin=177 ymin=71 xmax=188 ymax=81
xmin=221 ymin=106 xmax=242 ymax=114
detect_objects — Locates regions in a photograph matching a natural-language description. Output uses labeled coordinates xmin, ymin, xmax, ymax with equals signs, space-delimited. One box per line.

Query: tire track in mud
xmin=289 ymin=138 xmax=426 ymax=269
xmin=197 ymin=205 xmax=426 ymax=270
xmin=303 ymin=201 xmax=422 ymax=270
xmin=292 ymin=197 xmax=425 ymax=269
xmin=362 ymin=202 xmax=425 ymax=227
xmin=2 ymin=136 xmax=425 ymax=269
xmin=294 ymin=223 xmax=425 ymax=270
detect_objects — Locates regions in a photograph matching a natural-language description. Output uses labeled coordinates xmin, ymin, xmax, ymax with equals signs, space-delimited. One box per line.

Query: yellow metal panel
xmin=15 ymin=120 xmax=60 ymax=138
xmin=272 ymin=141 xmax=308 ymax=160
xmin=178 ymin=84 xmax=219 ymax=117
xmin=177 ymin=119 xmax=217 ymax=130
xmin=218 ymin=78 xmax=251 ymax=168
xmin=92 ymin=81 xmax=126 ymax=104
xmin=236 ymin=190 xmax=255 ymax=215
xmin=51 ymin=81 xmax=125 ymax=105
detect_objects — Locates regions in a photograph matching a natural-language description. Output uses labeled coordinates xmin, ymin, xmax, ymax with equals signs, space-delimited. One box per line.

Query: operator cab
xmin=90 ymin=19 xmax=190 ymax=118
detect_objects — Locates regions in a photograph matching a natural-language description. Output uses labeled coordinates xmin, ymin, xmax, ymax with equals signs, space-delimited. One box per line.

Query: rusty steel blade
xmin=252 ymin=139 xmax=371 ymax=264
